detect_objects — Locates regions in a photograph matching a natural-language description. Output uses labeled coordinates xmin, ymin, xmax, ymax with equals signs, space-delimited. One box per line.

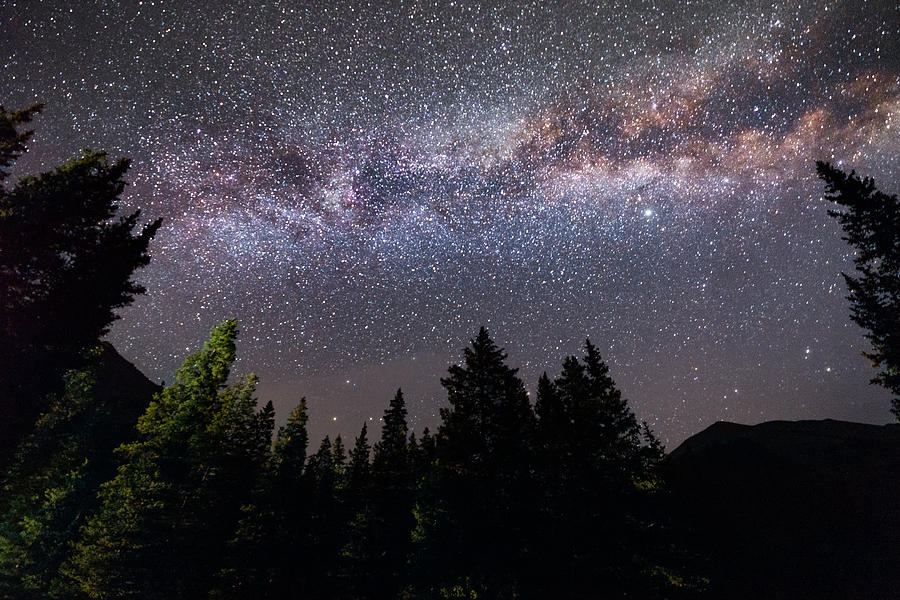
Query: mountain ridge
xmin=666 ymin=417 xmax=900 ymax=599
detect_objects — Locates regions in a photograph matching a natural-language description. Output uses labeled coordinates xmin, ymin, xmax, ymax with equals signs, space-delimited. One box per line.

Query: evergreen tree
xmin=418 ymin=328 xmax=536 ymax=598
xmin=275 ymin=399 xmax=311 ymax=481
xmin=341 ymin=423 xmax=380 ymax=600
xmin=347 ymin=423 xmax=371 ymax=497
xmin=0 ymin=345 xmax=159 ymax=599
xmin=534 ymin=371 xmax=565 ymax=435
xmin=302 ymin=436 xmax=346 ymax=599
xmin=370 ymin=389 xmax=415 ymax=599
xmin=64 ymin=321 xmax=272 ymax=599
xmin=308 ymin=436 xmax=336 ymax=498
xmin=0 ymin=105 xmax=162 ymax=464
xmin=332 ymin=435 xmax=347 ymax=483
xmin=817 ymin=161 xmax=900 ymax=418
xmin=406 ymin=431 xmax=422 ymax=482
xmin=214 ymin=398 xmax=313 ymax=600
xmin=0 ymin=104 xmax=42 ymax=182
xmin=373 ymin=390 xmax=409 ymax=474
xmin=529 ymin=340 xmax=670 ymax=599
xmin=415 ymin=427 xmax=436 ymax=472
xmin=342 ymin=423 xmax=373 ymax=598
xmin=267 ymin=398 xmax=317 ymax=598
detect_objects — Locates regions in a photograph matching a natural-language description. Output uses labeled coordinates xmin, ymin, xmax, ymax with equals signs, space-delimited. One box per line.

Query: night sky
xmin=3 ymin=0 xmax=898 ymax=446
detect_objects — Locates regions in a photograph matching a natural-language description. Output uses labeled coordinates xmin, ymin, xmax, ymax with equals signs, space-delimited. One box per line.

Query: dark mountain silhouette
xmin=665 ymin=419 xmax=900 ymax=600
xmin=89 ymin=341 xmax=162 ymax=408
xmin=1 ymin=341 xmax=160 ymax=511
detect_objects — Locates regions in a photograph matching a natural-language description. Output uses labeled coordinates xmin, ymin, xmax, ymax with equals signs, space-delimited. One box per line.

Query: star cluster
xmin=3 ymin=0 xmax=899 ymax=445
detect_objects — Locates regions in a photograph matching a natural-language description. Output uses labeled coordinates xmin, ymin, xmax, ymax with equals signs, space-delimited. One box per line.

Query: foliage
xmin=529 ymin=340 xmax=670 ymax=598
xmin=0 ymin=102 xmax=690 ymax=598
xmin=0 ymin=104 xmax=162 ymax=465
xmin=213 ymin=398 xmax=312 ymax=600
xmin=415 ymin=328 xmax=537 ymax=598
xmin=0 ymin=345 xmax=159 ymax=600
xmin=368 ymin=389 xmax=414 ymax=599
xmin=64 ymin=321 xmax=272 ymax=599
xmin=1 ymin=322 xmax=687 ymax=599
xmin=817 ymin=161 xmax=900 ymax=418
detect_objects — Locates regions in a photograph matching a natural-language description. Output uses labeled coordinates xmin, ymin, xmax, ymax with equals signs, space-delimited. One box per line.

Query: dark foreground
xmin=666 ymin=419 xmax=900 ymax=600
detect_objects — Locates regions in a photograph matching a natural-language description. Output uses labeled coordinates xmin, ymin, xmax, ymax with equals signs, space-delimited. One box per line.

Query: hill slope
xmin=665 ymin=419 xmax=900 ymax=599
xmin=1 ymin=342 xmax=161 ymax=508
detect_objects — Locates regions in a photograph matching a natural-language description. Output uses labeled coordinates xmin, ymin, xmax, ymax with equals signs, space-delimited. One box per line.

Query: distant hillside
xmin=1 ymin=342 xmax=160 ymax=507
xmin=91 ymin=341 xmax=161 ymax=411
xmin=665 ymin=419 xmax=900 ymax=600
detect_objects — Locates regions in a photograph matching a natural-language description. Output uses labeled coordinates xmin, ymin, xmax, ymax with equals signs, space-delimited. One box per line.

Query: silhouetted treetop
xmin=818 ymin=161 xmax=900 ymax=418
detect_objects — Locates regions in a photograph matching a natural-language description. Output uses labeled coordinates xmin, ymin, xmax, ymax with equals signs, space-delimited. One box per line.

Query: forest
xmin=1 ymin=100 xmax=898 ymax=600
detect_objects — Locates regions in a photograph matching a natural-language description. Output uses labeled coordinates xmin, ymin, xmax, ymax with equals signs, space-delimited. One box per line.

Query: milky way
xmin=3 ymin=0 xmax=899 ymax=445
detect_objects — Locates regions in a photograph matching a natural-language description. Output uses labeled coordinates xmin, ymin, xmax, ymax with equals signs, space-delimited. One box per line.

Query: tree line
xmin=1 ymin=318 xmax=701 ymax=599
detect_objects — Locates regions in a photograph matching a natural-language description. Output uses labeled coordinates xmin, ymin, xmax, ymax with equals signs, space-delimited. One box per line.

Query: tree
xmin=373 ymin=389 xmax=409 ymax=478
xmin=0 ymin=345 xmax=159 ymax=599
xmin=529 ymin=340 xmax=673 ymax=599
xmin=370 ymin=389 xmax=415 ymax=599
xmin=0 ymin=104 xmax=162 ymax=464
xmin=342 ymin=423 xmax=373 ymax=598
xmin=262 ymin=397 xmax=313 ymax=598
xmin=817 ymin=161 xmax=900 ymax=418
xmin=64 ymin=320 xmax=272 ymax=599
xmin=213 ymin=398 xmax=314 ymax=600
xmin=303 ymin=436 xmax=346 ymax=599
xmin=275 ymin=398 xmax=311 ymax=480
xmin=408 ymin=427 xmax=435 ymax=481
xmin=416 ymin=328 xmax=536 ymax=598
xmin=0 ymin=104 xmax=42 ymax=183
xmin=347 ymin=423 xmax=371 ymax=499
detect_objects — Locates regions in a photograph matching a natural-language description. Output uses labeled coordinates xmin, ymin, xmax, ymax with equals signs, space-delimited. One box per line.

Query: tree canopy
xmin=817 ymin=161 xmax=900 ymax=419
xmin=0 ymin=320 xmax=692 ymax=599
xmin=0 ymin=104 xmax=162 ymax=464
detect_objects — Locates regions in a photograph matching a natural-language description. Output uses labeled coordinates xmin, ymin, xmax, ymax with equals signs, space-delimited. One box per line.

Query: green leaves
xmin=66 ymin=321 xmax=272 ymax=599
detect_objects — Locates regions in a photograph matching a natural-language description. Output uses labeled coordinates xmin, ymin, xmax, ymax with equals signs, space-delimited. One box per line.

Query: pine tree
xmin=419 ymin=328 xmax=536 ymax=598
xmin=0 ymin=105 xmax=162 ymax=464
xmin=342 ymin=423 xmax=373 ymax=598
xmin=370 ymin=389 xmax=415 ymax=599
xmin=275 ymin=399 xmax=311 ymax=482
xmin=534 ymin=371 xmax=565 ymax=435
xmin=0 ymin=104 xmax=42 ymax=182
xmin=213 ymin=398 xmax=313 ymax=600
xmin=64 ymin=321 xmax=272 ymax=599
xmin=347 ymin=423 xmax=371 ymax=497
xmin=817 ymin=161 xmax=900 ymax=418
xmin=308 ymin=436 xmax=335 ymax=496
xmin=373 ymin=389 xmax=409 ymax=477
xmin=530 ymin=339 xmax=668 ymax=598
xmin=332 ymin=435 xmax=347 ymax=487
xmin=0 ymin=346 xmax=159 ymax=599
xmin=267 ymin=398 xmax=316 ymax=598
xmin=416 ymin=427 xmax=435 ymax=471
xmin=302 ymin=436 xmax=347 ymax=599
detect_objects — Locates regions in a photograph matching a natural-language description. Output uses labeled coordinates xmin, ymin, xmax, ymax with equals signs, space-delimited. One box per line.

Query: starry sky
xmin=3 ymin=0 xmax=899 ymax=446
